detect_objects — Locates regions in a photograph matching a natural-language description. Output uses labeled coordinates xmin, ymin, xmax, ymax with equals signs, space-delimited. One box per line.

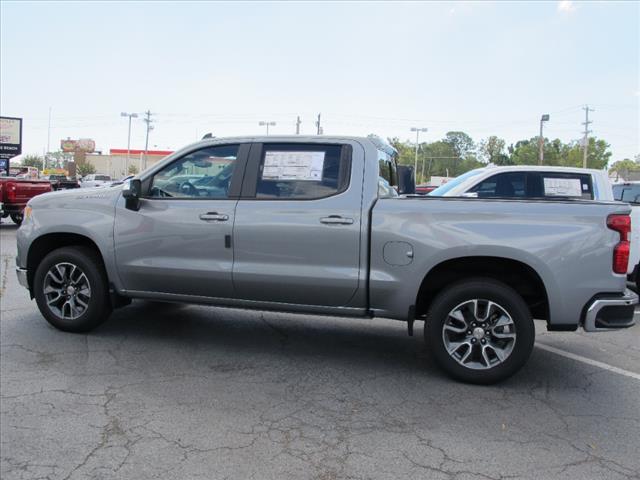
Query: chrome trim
xmin=16 ymin=267 xmax=28 ymax=289
xmin=583 ymin=289 xmax=638 ymax=332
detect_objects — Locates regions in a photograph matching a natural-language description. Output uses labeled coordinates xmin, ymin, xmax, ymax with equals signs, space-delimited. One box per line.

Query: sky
xmin=1 ymin=0 xmax=638 ymax=164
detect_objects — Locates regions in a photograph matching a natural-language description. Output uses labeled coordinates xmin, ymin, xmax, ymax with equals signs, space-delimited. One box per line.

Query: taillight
xmin=6 ymin=182 xmax=17 ymax=202
xmin=607 ymin=214 xmax=631 ymax=274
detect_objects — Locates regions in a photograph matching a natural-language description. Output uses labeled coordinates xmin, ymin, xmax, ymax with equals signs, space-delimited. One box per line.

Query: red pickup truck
xmin=0 ymin=177 xmax=52 ymax=225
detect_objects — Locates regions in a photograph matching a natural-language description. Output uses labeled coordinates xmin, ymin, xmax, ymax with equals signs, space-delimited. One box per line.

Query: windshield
xmin=428 ymin=169 xmax=485 ymax=196
xmin=95 ymin=175 xmax=111 ymax=181
xmin=613 ymin=184 xmax=640 ymax=204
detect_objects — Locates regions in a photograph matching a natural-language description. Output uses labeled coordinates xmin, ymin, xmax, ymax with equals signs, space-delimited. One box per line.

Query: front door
xmin=232 ymin=142 xmax=364 ymax=307
xmin=114 ymin=143 xmax=247 ymax=299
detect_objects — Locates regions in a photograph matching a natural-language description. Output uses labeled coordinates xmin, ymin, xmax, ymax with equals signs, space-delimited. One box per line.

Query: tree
xmin=128 ymin=164 xmax=139 ymax=175
xmin=563 ymin=138 xmax=611 ymax=169
xmin=45 ymin=150 xmax=73 ymax=169
xmin=21 ymin=155 xmax=44 ymax=171
xmin=509 ymin=136 xmax=611 ymax=169
xmin=609 ymin=158 xmax=640 ymax=181
xmin=77 ymin=163 xmax=96 ymax=177
xmin=479 ymin=136 xmax=508 ymax=165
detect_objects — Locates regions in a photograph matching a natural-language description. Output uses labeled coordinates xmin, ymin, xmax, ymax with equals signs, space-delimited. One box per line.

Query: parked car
xmin=80 ymin=174 xmax=112 ymax=188
xmin=45 ymin=174 xmax=81 ymax=191
xmin=16 ymin=136 xmax=637 ymax=384
xmin=0 ymin=177 xmax=52 ymax=225
xmin=428 ymin=165 xmax=614 ymax=200
xmin=612 ymin=182 xmax=640 ymax=290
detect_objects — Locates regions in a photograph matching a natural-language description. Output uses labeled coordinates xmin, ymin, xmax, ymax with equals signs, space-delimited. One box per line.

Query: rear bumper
xmin=582 ymin=289 xmax=638 ymax=332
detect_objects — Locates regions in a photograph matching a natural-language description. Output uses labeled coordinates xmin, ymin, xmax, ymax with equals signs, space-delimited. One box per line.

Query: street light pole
xmin=121 ymin=112 xmax=138 ymax=175
xmin=538 ymin=114 xmax=550 ymax=165
xmin=410 ymin=127 xmax=428 ymax=183
xmin=259 ymin=121 xmax=276 ymax=135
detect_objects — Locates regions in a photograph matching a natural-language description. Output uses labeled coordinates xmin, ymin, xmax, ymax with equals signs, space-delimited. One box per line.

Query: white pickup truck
xmin=428 ymin=165 xmax=614 ymax=201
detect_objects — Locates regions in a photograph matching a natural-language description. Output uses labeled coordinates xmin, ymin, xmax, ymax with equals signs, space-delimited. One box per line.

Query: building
xmin=85 ymin=149 xmax=173 ymax=178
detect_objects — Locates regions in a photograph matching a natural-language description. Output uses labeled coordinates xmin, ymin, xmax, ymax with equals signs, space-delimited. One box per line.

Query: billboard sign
xmin=77 ymin=138 xmax=95 ymax=152
xmin=0 ymin=116 xmax=22 ymax=175
xmin=61 ymin=138 xmax=95 ymax=153
xmin=61 ymin=139 xmax=78 ymax=152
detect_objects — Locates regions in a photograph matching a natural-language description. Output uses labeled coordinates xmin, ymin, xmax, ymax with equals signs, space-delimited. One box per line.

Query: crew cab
xmin=0 ymin=177 xmax=52 ymax=225
xmin=15 ymin=136 xmax=638 ymax=383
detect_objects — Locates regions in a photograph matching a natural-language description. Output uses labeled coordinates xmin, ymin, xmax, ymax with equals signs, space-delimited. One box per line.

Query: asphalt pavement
xmin=1 ymin=221 xmax=639 ymax=480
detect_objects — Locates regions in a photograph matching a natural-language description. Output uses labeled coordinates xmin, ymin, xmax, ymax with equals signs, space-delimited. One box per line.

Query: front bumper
xmin=16 ymin=267 xmax=28 ymax=289
xmin=582 ymin=289 xmax=638 ymax=332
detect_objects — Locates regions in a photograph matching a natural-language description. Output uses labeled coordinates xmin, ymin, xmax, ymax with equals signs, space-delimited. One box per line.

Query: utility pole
xmin=45 ymin=107 xmax=52 ymax=171
xmin=315 ymin=113 xmax=322 ymax=135
xmin=538 ymin=114 xmax=550 ymax=165
xmin=121 ymin=112 xmax=138 ymax=174
xmin=143 ymin=110 xmax=154 ymax=170
xmin=410 ymin=127 xmax=428 ymax=183
xmin=259 ymin=121 xmax=276 ymax=135
xmin=581 ymin=105 xmax=594 ymax=168
xmin=295 ymin=116 xmax=301 ymax=135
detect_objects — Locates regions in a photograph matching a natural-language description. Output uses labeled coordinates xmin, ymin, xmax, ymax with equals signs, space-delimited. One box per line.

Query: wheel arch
xmin=415 ymin=256 xmax=550 ymax=321
xmin=26 ymin=233 xmax=107 ymax=293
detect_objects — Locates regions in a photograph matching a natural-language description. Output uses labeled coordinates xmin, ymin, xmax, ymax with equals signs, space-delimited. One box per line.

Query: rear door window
xmin=528 ymin=172 xmax=593 ymax=199
xmin=254 ymin=144 xmax=351 ymax=200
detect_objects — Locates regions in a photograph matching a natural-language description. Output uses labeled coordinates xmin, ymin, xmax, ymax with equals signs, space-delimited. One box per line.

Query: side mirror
xmin=122 ymin=179 xmax=142 ymax=210
xmin=397 ymin=165 xmax=415 ymax=195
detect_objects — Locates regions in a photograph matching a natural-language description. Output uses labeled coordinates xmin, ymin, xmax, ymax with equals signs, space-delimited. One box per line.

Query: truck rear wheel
xmin=33 ymin=246 xmax=112 ymax=332
xmin=425 ymin=278 xmax=534 ymax=384
xmin=10 ymin=213 xmax=23 ymax=225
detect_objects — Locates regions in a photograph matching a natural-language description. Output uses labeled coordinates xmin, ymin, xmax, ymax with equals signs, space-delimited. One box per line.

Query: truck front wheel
xmin=33 ymin=246 xmax=112 ymax=332
xmin=425 ymin=278 xmax=534 ymax=384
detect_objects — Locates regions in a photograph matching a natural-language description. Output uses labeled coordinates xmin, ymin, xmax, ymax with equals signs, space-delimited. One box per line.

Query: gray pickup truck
xmin=15 ymin=136 xmax=638 ymax=383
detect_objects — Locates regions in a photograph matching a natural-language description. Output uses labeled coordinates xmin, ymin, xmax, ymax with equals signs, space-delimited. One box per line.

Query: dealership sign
xmin=0 ymin=116 xmax=22 ymax=175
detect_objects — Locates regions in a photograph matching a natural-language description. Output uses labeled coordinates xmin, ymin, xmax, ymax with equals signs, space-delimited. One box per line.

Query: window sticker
xmin=543 ymin=177 xmax=583 ymax=197
xmin=262 ymin=151 xmax=325 ymax=181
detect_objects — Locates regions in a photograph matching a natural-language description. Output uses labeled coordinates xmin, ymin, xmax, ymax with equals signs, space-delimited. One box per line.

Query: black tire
xmin=425 ymin=277 xmax=535 ymax=384
xmin=10 ymin=213 xmax=23 ymax=225
xmin=33 ymin=246 xmax=112 ymax=332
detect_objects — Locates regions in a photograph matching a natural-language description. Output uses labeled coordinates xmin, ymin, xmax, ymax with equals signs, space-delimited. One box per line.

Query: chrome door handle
xmin=199 ymin=212 xmax=229 ymax=222
xmin=320 ymin=216 xmax=354 ymax=225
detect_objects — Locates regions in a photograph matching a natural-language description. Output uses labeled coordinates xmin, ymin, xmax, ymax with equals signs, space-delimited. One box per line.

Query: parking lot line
xmin=535 ymin=343 xmax=640 ymax=381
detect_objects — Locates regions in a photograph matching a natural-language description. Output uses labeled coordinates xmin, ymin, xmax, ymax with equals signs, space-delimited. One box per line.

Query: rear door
xmin=232 ymin=142 xmax=364 ymax=307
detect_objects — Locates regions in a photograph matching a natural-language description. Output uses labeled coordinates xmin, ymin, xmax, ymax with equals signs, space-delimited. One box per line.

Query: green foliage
xmin=46 ymin=150 xmax=73 ymax=169
xmin=128 ymin=164 xmax=139 ymax=175
xmin=77 ymin=163 xmax=96 ymax=177
xmin=479 ymin=136 xmax=508 ymax=165
xmin=388 ymin=132 xmax=615 ymax=184
xmin=21 ymin=155 xmax=44 ymax=170
xmin=609 ymin=158 xmax=640 ymax=180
